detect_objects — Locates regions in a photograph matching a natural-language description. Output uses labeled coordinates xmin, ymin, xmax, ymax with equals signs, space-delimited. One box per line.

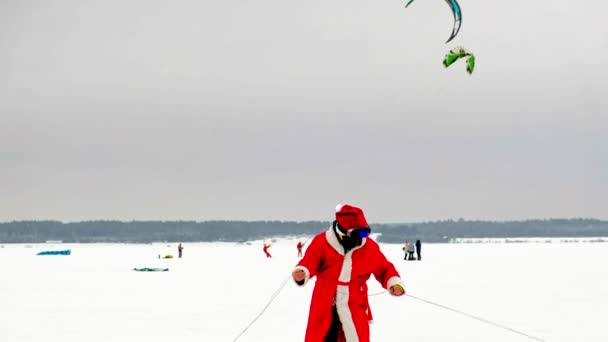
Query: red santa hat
xmin=335 ymin=204 xmax=368 ymax=230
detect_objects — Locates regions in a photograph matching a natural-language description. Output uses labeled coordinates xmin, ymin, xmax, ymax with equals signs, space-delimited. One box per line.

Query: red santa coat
xmin=294 ymin=227 xmax=404 ymax=342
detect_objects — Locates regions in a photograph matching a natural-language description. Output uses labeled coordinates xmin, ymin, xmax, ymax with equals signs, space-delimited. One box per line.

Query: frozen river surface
xmin=1 ymin=240 xmax=606 ymax=342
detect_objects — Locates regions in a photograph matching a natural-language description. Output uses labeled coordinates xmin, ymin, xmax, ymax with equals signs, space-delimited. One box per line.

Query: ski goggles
xmin=335 ymin=221 xmax=371 ymax=239
xmin=348 ymin=227 xmax=371 ymax=239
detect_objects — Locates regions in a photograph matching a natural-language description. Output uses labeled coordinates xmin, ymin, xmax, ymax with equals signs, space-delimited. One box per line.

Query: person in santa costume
xmin=263 ymin=242 xmax=272 ymax=258
xmin=292 ymin=204 xmax=405 ymax=342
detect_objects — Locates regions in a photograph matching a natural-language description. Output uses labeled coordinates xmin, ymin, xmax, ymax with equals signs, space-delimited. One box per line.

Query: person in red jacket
xmin=263 ymin=242 xmax=272 ymax=258
xmin=292 ymin=204 xmax=405 ymax=342
xmin=297 ymin=241 xmax=304 ymax=257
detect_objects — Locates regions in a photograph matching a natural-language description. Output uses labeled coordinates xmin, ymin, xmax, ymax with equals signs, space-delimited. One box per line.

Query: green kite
xmin=443 ymin=46 xmax=475 ymax=74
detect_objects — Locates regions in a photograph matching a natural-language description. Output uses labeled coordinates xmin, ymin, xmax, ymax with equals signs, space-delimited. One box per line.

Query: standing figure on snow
xmin=402 ymin=240 xmax=409 ymax=260
xmin=407 ymin=240 xmax=416 ymax=261
xmin=415 ymin=240 xmax=422 ymax=260
xmin=297 ymin=241 xmax=304 ymax=257
xmin=292 ymin=204 xmax=405 ymax=342
xmin=263 ymin=242 xmax=272 ymax=258
xmin=178 ymin=243 xmax=184 ymax=258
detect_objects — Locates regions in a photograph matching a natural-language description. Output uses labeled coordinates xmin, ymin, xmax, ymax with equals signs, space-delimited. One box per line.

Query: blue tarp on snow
xmin=37 ymin=250 xmax=71 ymax=255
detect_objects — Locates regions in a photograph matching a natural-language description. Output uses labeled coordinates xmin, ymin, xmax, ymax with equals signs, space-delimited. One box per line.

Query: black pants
xmin=324 ymin=305 xmax=342 ymax=342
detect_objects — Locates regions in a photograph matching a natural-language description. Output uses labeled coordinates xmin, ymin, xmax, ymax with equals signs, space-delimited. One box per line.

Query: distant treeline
xmin=377 ymin=218 xmax=608 ymax=243
xmin=1 ymin=219 xmax=608 ymax=244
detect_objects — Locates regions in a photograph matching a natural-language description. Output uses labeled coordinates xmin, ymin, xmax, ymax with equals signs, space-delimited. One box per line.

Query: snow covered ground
xmin=1 ymin=239 xmax=607 ymax=342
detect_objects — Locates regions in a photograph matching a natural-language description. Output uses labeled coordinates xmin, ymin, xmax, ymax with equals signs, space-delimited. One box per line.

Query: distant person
xmin=407 ymin=240 xmax=415 ymax=260
xmin=178 ymin=243 xmax=184 ymax=258
xmin=292 ymin=204 xmax=405 ymax=342
xmin=263 ymin=243 xmax=272 ymax=258
xmin=402 ymin=240 xmax=409 ymax=260
xmin=415 ymin=240 xmax=422 ymax=260
xmin=297 ymin=241 xmax=304 ymax=257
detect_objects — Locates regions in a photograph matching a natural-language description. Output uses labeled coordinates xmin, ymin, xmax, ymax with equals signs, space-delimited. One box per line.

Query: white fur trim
xmin=326 ymin=227 xmax=344 ymax=256
xmin=336 ymin=284 xmax=359 ymax=342
xmin=336 ymin=248 xmax=359 ymax=342
xmin=293 ymin=266 xmax=310 ymax=286
xmin=335 ymin=204 xmax=344 ymax=212
xmin=386 ymin=276 xmax=405 ymax=295
xmin=338 ymin=250 xmax=353 ymax=284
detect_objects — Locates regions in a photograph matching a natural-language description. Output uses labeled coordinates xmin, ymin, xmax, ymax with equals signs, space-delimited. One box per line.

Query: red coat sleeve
xmin=369 ymin=240 xmax=403 ymax=290
xmin=293 ymin=233 xmax=325 ymax=285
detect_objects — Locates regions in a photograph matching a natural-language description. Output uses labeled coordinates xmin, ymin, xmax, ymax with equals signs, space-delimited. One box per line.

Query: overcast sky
xmin=1 ymin=0 xmax=606 ymax=223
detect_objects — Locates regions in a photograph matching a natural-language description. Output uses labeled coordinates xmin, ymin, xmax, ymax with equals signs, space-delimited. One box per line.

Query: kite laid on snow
xmin=443 ymin=46 xmax=475 ymax=74
xmin=405 ymin=0 xmax=463 ymax=43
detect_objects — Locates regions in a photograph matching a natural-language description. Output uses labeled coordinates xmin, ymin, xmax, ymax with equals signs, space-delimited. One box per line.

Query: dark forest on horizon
xmin=1 ymin=218 xmax=607 ymax=243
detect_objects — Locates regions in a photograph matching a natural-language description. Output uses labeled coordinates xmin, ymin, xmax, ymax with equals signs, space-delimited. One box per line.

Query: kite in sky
xmin=405 ymin=0 xmax=463 ymax=43
xmin=443 ymin=46 xmax=475 ymax=74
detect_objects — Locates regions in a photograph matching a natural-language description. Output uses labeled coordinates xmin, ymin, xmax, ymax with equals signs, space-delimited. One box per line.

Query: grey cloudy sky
xmin=1 ymin=0 xmax=606 ymax=222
